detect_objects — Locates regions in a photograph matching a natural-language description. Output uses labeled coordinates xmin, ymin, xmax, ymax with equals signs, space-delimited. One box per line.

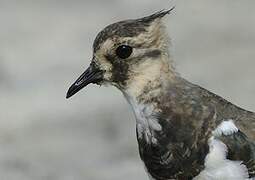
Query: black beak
xmin=66 ymin=62 xmax=103 ymax=99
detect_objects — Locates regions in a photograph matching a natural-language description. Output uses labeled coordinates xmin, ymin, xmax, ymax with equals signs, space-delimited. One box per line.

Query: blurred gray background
xmin=0 ymin=0 xmax=255 ymax=179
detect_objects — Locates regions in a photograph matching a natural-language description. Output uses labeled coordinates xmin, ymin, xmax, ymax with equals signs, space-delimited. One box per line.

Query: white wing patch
xmin=213 ymin=119 xmax=239 ymax=137
xmin=195 ymin=120 xmax=251 ymax=180
xmin=194 ymin=138 xmax=249 ymax=180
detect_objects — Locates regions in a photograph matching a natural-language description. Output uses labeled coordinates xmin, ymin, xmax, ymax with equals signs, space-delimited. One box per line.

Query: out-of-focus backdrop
xmin=0 ymin=0 xmax=254 ymax=179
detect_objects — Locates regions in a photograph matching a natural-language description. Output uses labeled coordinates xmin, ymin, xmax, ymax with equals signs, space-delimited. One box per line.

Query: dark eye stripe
xmin=124 ymin=50 xmax=161 ymax=66
xmin=142 ymin=50 xmax=161 ymax=58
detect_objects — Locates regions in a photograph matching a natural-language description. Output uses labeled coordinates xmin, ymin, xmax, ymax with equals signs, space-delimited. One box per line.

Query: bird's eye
xmin=116 ymin=45 xmax=133 ymax=59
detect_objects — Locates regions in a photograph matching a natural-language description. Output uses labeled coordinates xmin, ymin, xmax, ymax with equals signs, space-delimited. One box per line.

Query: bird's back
xmin=195 ymin=81 xmax=255 ymax=140
xmin=138 ymin=77 xmax=255 ymax=179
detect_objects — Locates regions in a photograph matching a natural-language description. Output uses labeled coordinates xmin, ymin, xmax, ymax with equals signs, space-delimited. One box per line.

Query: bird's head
xmin=66 ymin=8 xmax=176 ymax=99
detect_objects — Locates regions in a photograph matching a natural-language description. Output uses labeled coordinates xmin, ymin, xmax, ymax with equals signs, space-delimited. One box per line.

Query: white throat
xmin=123 ymin=90 xmax=162 ymax=144
xmin=121 ymin=60 xmax=171 ymax=144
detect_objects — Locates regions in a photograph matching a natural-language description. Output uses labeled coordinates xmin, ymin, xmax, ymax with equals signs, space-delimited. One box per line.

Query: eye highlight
xmin=115 ymin=45 xmax=133 ymax=59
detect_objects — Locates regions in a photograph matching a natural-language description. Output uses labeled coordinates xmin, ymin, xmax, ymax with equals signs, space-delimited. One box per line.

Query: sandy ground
xmin=0 ymin=0 xmax=255 ymax=179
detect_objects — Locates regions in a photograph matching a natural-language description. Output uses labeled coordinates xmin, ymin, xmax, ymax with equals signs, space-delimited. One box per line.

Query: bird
xmin=66 ymin=8 xmax=255 ymax=180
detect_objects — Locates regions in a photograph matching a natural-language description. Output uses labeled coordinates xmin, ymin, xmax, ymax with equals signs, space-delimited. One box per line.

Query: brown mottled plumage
xmin=67 ymin=9 xmax=255 ymax=179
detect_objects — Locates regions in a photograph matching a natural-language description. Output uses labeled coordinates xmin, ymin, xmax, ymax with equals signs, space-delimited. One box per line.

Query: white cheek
xmin=103 ymin=71 xmax=112 ymax=81
xmin=96 ymin=59 xmax=112 ymax=81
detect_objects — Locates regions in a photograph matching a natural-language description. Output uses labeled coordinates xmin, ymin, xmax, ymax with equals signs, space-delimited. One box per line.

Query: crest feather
xmin=138 ymin=7 xmax=175 ymax=23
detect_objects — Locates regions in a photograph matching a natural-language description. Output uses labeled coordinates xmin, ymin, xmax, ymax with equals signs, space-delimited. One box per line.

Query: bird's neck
xmin=120 ymin=58 xmax=177 ymax=144
xmin=123 ymin=57 xmax=176 ymax=104
xmin=121 ymin=57 xmax=177 ymax=117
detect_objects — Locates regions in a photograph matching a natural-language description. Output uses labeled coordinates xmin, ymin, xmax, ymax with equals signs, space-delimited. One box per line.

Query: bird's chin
xmin=98 ymin=81 xmax=121 ymax=89
xmin=95 ymin=80 xmax=111 ymax=87
xmin=93 ymin=80 xmax=103 ymax=85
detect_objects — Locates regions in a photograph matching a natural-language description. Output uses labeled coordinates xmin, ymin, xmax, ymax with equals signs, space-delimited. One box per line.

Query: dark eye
xmin=116 ymin=45 xmax=133 ymax=59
